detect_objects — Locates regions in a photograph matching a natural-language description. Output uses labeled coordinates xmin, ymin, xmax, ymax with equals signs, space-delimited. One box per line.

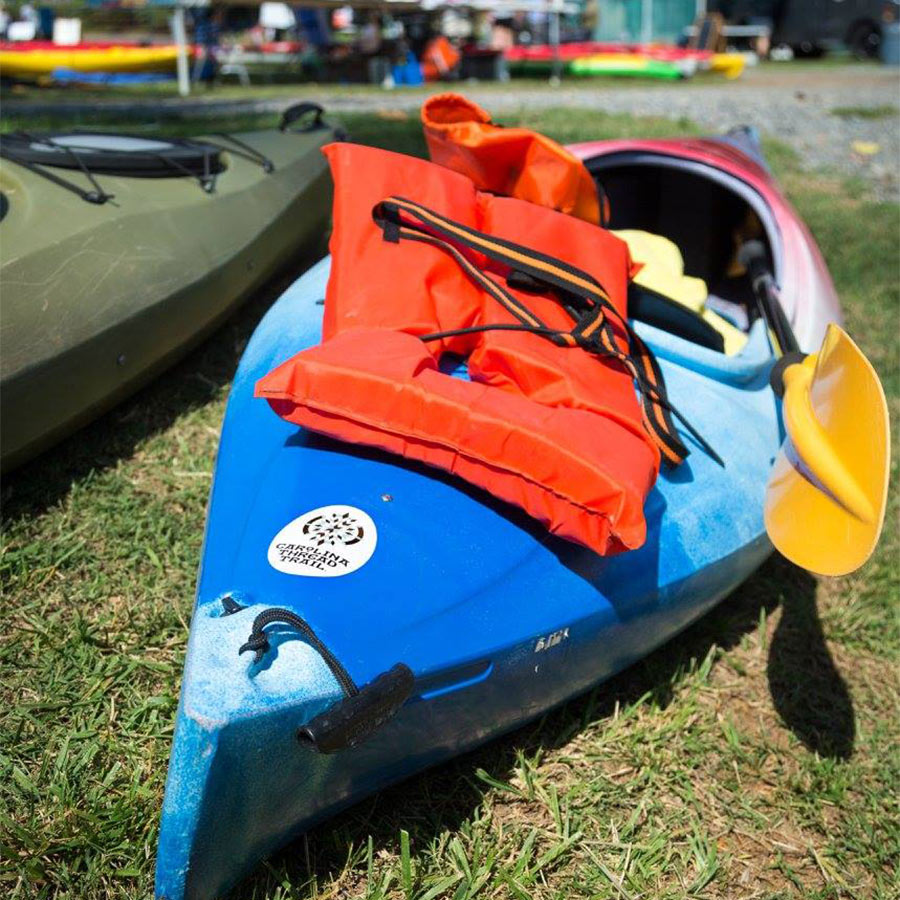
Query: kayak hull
xmin=0 ymin=44 xmax=184 ymax=79
xmin=158 ymin=524 xmax=768 ymax=900
xmin=506 ymin=41 xmax=710 ymax=63
xmin=0 ymin=126 xmax=335 ymax=471
xmin=570 ymin=54 xmax=688 ymax=80
xmin=504 ymin=43 xmax=744 ymax=78
xmin=155 ymin=136 xmax=838 ymax=899
xmin=156 ymin=250 xmax=782 ymax=899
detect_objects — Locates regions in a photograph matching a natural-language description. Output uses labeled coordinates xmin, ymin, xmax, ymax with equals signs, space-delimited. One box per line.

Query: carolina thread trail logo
xmin=268 ymin=505 xmax=377 ymax=577
xmin=303 ymin=512 xmax=364 ymax=547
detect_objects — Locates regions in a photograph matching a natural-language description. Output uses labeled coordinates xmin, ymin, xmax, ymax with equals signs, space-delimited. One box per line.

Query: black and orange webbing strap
xmin=372 ymin=196 xmax=722 ymax=467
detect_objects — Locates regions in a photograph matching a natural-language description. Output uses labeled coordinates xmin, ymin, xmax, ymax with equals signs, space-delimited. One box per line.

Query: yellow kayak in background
xmin=708 ymin=52 xmax=746 ymax=79
xmin=0 ymin=44 xmax=183 ymax=79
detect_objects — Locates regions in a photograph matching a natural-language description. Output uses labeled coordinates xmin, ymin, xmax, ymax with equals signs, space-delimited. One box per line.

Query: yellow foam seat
xmin=615 ymin=229 xmax=748 ymax=355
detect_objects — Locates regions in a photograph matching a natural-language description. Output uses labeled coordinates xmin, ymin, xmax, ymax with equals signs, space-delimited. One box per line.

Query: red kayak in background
xmin=0 ymin=39 xmax=159 ymax=51
xmin=505 ymin=42 xmax=714 ymax=63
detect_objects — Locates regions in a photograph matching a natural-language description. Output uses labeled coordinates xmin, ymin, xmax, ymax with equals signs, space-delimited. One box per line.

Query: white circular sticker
xmin=267 ymin=505 xmax=377 ymax=577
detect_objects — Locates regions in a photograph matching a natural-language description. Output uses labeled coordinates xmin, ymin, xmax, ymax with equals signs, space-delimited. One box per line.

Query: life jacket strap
xmin=372 ymin=195 xmax=720 ymax=468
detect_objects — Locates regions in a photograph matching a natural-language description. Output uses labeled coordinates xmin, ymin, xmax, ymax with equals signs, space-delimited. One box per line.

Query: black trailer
xmin=712 ymin=0 xmax=899 ymax=58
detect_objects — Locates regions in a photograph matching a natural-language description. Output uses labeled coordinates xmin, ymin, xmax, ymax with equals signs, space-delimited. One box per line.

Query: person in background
xmin=18 ymin=2 xmax=38 ymax=38
xmin=401 ymin=11 xmax=432 ymax=59
xmin=358 ymin=10 xmax=382 ymax=55
xmin=490 ymin=17 xmax=514 ymax=52
xmin=37 ymin=3 xmax=53 ymax=40
xmin=512 ymin=11 xmax=531 ymax=45
xmin=357 ymin=10 xmax=388 ymax=84
xmin=192 ymin=7 xmax=225 ymax=87
xmin=296 ymin=6 xmax=330 ymax=50
xmin=19 ymin=3 xmax=37 ymax=27
xmin=472 ymin=10 xmax=491 ymax=46
xmin=421 ymin=32 xmax=460 ymax=81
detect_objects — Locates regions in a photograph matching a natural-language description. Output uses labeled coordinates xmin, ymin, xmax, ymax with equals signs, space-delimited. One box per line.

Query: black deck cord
xmin=239 ymin=608 xmax=359 ymax=698
xmin=2 ymin=132 xmax=114 ymax=204
xmin=1 ymin=131 xmax=222 ymax=198
xmin=627 ymin=366 xmax=724 ymax=465
xmin=35 ymin=132 xmax=221 ymax=193
xmin=420 ymin=322 xmax=602 ymax=345
xmin=210 ymin=133 xmax=274 ymax=173
xmin=150 ymin=148 xmax=218 ymax=193
xmin=41 ymin=133 xmax=113 ymax=199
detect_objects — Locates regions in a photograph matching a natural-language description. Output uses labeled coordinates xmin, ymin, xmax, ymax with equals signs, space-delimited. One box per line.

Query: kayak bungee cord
xmin=146 ymin=146 xmax=217 ymax=193
xmin=0 ymin=131 xmax=234 ymax=200
xmin=239 ymin=607 xmax=415 ymax=754
xmin=209 ymin=132 xmax=274 ymax=174
xmin=239 ymin=607 xmax=359 ymax=696
xmin=0 ymin=132 xmax=114 ymax=204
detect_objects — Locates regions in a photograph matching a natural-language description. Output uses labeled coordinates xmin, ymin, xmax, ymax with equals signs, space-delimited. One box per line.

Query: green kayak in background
xmin=0 ymin=102 xmax=337 ymax=472
xmin=570 ymin=54 xmax=687 ymax=80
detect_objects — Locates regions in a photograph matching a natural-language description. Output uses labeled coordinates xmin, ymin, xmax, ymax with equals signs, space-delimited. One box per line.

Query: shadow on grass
xmin=769 ymin=570 xmax=855 ymax=760
xmin=0 ymin=252 xmax=322 ymax=524
xmin=229 ymin=554 xmax=854 ymax=899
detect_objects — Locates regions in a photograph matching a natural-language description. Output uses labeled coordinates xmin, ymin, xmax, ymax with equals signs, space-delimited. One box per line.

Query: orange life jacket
xmin=422 ymin=93 xmax=602 ymax=224
xmin=256 ymin=143 xmax=693 ymax=555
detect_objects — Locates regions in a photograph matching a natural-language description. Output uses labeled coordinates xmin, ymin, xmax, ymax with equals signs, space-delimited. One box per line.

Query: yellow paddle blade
xmin=765 ymin=324 xmax=890 ymax=576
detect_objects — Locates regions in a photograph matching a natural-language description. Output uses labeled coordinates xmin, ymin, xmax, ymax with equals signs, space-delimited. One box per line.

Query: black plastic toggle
xmin=221 ymin=595 xmax=246 ymax=616
xmin=297 ymin=663 xmax=415 ymax=753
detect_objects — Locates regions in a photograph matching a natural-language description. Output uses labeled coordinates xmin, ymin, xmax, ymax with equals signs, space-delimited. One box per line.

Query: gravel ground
xmin=325 ymin=67 xmax=900 ymax=202
xmin=7 ymin=65 xmax=899 ymax=201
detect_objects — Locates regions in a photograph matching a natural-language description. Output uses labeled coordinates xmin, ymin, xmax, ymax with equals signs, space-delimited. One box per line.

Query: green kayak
xmin=0 ymin=103 xmax=337 ymax=472
xmin=570 ymin=54 xmax=686 ymax=80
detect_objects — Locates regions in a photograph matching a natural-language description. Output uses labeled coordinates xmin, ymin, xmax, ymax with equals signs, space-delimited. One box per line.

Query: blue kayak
xmin=155 ymin=136 xmax=836 ymax=899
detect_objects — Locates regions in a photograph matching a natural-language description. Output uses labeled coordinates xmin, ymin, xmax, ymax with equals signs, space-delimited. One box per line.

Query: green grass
xmin=0 ymin=69 xmax=735 ymax=109
xmin=0 ymin=77 xmax=661 ymax=111
xmin=830 ymin=105 xmax=899 ymax=120
xmin=1 ymin=106 xmax=898 ymax=900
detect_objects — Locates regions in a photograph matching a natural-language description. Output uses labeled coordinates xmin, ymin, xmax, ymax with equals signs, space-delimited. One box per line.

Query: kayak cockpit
xmin=586 ymin=149 xmax=781 ymax=350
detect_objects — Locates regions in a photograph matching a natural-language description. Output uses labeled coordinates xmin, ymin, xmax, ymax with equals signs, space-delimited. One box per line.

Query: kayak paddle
xmin=739 ymin=241 xmax=890 ymax=576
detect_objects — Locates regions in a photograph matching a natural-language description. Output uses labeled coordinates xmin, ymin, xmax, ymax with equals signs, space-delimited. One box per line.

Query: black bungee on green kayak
xmin=0 ymin=102 xmax=338 ymax=472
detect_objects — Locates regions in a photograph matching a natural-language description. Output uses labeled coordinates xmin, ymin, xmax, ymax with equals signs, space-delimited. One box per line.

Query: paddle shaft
xmin=738 ymin=241 xmax=801 ymax=357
